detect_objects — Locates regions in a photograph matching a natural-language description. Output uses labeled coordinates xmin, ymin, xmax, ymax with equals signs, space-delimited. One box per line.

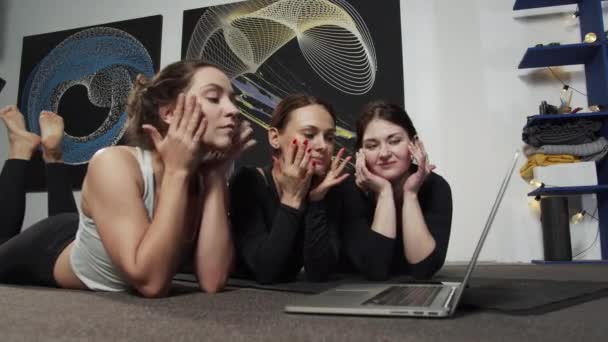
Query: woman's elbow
xmin=358 ymin=257 xmax=391 ymax=280
xmin=199 ymin=275 xmax=228 ymax=294
xmin=409 ymin=260 xmax=444 ymax=280
xmin=137 ymin=282 xmax=171 ymax=298
xmin=254 ymin=272 xmax=280 ymax=285
xmin=305 ymin=269 xmax=330 ymax=282
xmin=365 ymin=268 xmax=391 ymax=281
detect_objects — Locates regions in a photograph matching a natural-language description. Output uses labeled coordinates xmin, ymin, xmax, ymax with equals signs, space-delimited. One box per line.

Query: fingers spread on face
xmin=193 ymin=117 xmax=208 ymax=144
xmin=239 ymin=120 xmax=253 ymax=143
xmin=179 ymin=95 xmax=196 ymax=133
xmin=418 ymin=139 xmax=430 ymax=169
xmin=293 ymin=139 xmax=307 ymax=167
xmin=186 ymin=97 xmax=203 ymax=137
xmin=287 ymin=138 xmax=298 ymax=165
xmin=336 ymin=154 xmax=352 ymax=175
xmin=332 ymin=147 xmax=345 ymax=170
xmin=170 ymin=93 xmax=185 ymax=133
xmin=300 ymin=144 xmax=312 ymax=171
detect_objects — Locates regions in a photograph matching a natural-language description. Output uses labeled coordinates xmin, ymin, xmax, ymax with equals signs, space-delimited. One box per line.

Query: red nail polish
xmin=303 ymin=140 xmax=308 ymax=145
xmin=292 ymin=139 xmax=297 ymax=144
xmin=307 ymin=148 xmax=312 ymax=153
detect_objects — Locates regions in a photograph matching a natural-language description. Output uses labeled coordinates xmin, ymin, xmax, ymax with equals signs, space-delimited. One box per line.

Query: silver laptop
xmin=285 ymin=152 xmax=520 ymax=318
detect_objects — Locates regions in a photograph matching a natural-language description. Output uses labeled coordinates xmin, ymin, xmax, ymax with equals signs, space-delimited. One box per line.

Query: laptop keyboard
xmin=363 ymin=286 xmax=442 ymax=307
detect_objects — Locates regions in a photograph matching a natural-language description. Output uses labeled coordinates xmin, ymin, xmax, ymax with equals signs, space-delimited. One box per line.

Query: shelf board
xmin=514 ymin=0 xmax=607 ymax=10
xmin=532 ymin=259 xmax=608 ymax=264
xmin=526 ymin=111 xmax=608 ymax=125
xmin=518 ymin=43 xmax=602 ymax=69
xmin=528 ymin=185 xmax=608 ymax=197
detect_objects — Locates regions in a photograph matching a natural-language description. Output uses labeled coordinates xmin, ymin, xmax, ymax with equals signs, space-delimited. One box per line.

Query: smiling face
xmin=269 ymin=103 xmax=336 ymax=176
xmin=184 ymin=66 xmax=240 ymax=151
xmin=361 ymin=118 xmax=413 ymax=182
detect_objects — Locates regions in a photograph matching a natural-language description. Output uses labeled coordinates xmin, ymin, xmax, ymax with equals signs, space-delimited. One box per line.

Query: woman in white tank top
xmin=1 ymin=60 xmax=255 ymax=297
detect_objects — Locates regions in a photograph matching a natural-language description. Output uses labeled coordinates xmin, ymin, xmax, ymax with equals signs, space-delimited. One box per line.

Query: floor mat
xmin=174 ymin=273 xmax=608 ymax=315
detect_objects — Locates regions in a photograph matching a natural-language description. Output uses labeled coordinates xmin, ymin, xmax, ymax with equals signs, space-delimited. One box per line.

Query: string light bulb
xmin=565 ymin=9 xmax=580 ymax=30
xmin=529 ymin=179 xmax=543 ymax=188
xmin=571 ymin=211 xmax=586 ymax=224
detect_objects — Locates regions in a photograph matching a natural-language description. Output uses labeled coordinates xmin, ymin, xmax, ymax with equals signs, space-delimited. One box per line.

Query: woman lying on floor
xmin=339 ymin=102 xmax=453 ymax=280
xmin=0 ymin=60 xmax=254 ymax=297
xmin=229 ymin=94 xmax=351 ymax=284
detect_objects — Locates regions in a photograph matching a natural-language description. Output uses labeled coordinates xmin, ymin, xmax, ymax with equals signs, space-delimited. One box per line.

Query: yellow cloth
xmin=519 ymin=153 xmax=580 ymax=181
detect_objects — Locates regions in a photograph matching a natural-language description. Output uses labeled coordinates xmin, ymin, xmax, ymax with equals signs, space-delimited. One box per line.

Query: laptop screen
xmin=449 ymin=151 xmax=520 ymax=315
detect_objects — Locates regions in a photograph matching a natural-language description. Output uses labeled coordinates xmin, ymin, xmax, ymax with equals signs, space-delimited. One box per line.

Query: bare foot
xmin=39 ymin=110 xmax=65 ymax=163
xmin=0 ymin=105 xmax=41 ymax=160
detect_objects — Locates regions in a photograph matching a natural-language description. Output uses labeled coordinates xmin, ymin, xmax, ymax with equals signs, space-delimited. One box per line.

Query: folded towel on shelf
xmin=523 ymin=137 xmax=608 ymax=162
xmin=522 ymin=119 xmax=602 ymax=147
xmin=519 ymin=154 xmax=580 ymax=181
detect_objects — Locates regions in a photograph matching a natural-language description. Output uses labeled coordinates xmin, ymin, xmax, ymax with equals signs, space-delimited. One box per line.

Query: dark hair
xmin=270 ymin=94 xmax=337 ymax=132
xmin=355 ymin=101 xmax=417 ymax=149
xmin=125 ymin=60 xmax=220 ymax=149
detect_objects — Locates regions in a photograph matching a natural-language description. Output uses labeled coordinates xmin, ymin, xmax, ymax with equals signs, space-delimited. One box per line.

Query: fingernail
xmin=307 ymin=148 xmax=312 ymax=153
xmin=303 ymin=139 xmax=308 ymax=145
xmin=292 ymin=138 xmax=297 ymax=144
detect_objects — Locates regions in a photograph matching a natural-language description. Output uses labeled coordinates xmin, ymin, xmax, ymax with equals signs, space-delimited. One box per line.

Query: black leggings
xmin=0 ymin=159 xmax=79 ymax=287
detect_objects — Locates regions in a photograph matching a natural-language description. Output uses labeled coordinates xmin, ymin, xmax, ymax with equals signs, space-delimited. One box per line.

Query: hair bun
xmin=133 ymin=74 xmax=150 ymax=94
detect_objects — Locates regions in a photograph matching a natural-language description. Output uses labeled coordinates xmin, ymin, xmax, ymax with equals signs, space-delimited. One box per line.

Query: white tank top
xmin=70 ymin=147 xmax=155 ymax=291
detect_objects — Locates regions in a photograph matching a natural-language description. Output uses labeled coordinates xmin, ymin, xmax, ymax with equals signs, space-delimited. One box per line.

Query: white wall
xmin=0 ymin=0 xmax=605 ymax=262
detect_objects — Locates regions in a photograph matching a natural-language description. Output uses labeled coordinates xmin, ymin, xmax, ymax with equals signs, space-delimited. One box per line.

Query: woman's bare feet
xmin=39 ymin=110 xmax=65 ymax=163
xmin=0 ymin=105 xmax=41 ymax=160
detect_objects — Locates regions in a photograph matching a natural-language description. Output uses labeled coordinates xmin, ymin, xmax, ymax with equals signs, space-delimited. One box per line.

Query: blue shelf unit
xmin=527 ymin=185 xmax=608 ymax=197
xmin=514 ymin=0 xmax=606 ymax=10
xmin=516 ymin=0 xmax=608 ymax=260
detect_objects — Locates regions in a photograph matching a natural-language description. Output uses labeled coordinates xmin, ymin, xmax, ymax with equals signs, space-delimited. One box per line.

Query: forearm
xmin=346 ymin=188 xmax=397 ymax=280
xmin=246 ymin=206 xmax=302 ymax=283
xmin=303 ymin=201 xmax=339 ymax=281
xmin=195 ymin=177 xmax=234 ymax=293
xmin=371 ymin=187 xmax=397 ymax=238
xmin=401 ymin=192 xmax=436 ymax=264
xmin=132 ymin=170 xmax=191 ymax=294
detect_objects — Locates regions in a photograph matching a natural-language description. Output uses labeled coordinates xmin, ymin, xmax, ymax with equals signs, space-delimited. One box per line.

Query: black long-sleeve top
xmin=229 ymin=166 xmax=342 ymax=284
xmin=339 ymin=170 xmax=453 ymax=280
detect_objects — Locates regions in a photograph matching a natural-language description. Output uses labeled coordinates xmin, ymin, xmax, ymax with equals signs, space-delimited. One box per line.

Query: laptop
xmin=285 ymin=151 xmax=520 ymax=318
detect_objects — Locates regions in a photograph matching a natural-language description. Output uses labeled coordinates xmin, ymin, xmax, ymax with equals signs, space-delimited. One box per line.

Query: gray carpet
xmin=1 ymin=264 xmax=607 ymax=341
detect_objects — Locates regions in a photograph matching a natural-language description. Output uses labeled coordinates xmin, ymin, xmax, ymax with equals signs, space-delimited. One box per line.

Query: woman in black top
xmin=229 ymin=94 xmax=351 ymax=284
xmin=341 ymin=101 xmax=452 ymax=280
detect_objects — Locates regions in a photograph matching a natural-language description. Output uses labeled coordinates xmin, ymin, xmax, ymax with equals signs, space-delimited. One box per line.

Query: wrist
xmin=377 ymin=185 xmax=393 ymax=199
xmin=308 ymin=188 xmax=327 ymax=202
xmin=204 ymin=174 xmax=227 ymax=190
xmin=164 ymin=168 xmax=191 ymax=180
xmin=403 ymin=190 xmax=418 ymax=201
xmin=281 ymin=194 xmax=303 ymax=209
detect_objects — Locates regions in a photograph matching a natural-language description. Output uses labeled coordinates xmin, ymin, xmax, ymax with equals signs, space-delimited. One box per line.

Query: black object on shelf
xmin=540 ymin=197 xmax=573 ymax=261
xmin=0 ymin=77 xmax=5 ymax=94
xmin=539 ymin=100 xmax=559 ymax=114
xmin=526 ymin=111 xmax=608 ymax=126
